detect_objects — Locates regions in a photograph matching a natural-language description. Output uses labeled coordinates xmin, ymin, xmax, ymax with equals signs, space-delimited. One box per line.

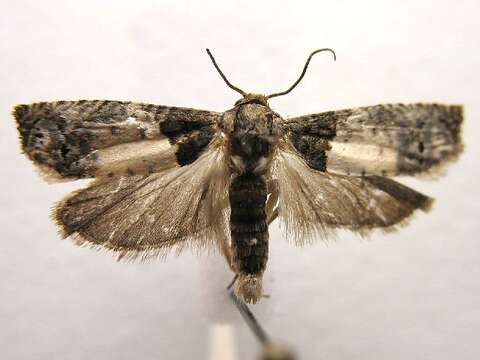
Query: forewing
xmin=54 ymin=137 xmax=230 ymax=261
xmin=285 ymin=103 xmax=463 ymax=177
xmin=272 ymin=141 xmax=433 ymax=245
xmin=14 ymin=100 xmax=219 ymax=181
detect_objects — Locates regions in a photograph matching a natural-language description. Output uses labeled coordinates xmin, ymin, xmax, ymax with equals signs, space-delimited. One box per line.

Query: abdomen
xmin=229 ymin=172 xmax=268 ymax=303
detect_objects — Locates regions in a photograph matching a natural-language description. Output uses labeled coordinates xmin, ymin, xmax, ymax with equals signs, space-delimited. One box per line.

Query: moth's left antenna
xmin=206 ymin=48 xmax=247 ymax=97
xmin=267 ymin=48 xmax=336 ymax=99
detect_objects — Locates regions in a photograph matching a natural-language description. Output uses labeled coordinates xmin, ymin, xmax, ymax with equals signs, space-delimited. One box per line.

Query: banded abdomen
xmin=229 ymin=172 xmax=268 ymax=303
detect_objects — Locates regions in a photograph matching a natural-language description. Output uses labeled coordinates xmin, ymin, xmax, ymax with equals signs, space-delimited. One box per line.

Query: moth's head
xmin=235 ymin=274 xmax=263 ymax=304
xmin=234 ymin=93 xmax=269 ymax=107
xmin=206 ymin=47 xmax=336 ymax=102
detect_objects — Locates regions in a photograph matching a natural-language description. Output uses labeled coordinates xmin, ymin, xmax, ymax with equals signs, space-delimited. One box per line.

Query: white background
xmin=1 ymin=1 xmax=479 ymax=359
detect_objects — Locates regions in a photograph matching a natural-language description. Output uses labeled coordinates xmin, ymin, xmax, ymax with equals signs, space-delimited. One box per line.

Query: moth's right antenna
xmin=206 ymin=48 xmax=247 ymax=97
xmin=267 ymin=48 xmax=336 ymax=99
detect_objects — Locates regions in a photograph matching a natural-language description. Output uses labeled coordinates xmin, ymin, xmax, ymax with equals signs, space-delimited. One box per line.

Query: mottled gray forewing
xmin=285 ymin=103 xmax=463 ymax=176
xmin=14 ymin=100 xmax=219 ymax=180
xmin=54 ymin=137 xmax=230 ymax=260
xmin=273 ymin=141 xmax=433 ymax=244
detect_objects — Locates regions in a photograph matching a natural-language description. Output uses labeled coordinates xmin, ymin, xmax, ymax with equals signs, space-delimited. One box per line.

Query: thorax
xmin=219 ymin=103 xmax=283 ymax=175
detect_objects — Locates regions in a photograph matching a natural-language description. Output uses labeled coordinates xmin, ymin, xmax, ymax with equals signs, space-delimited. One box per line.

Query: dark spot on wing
xmin=418 ymin=141 xmax=424 ymax=153
xmin=289 ymin=133 xmax=331 ymax=171
xmin=175 ymin=127 xmax=215 ymax=165
xmin=158 ymin=109 xmax=217 ymax=166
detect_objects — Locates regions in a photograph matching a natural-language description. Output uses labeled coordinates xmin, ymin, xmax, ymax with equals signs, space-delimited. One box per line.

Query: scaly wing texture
xmin=14 ymin=100 xmax=219 ymax=180
xmin=54 ymin=137 xmax=230 ymax=261
xmin=285 ymin=103 xmax=463 ymax=177
xmin=272 ymin=141 xmax=433 ymax=245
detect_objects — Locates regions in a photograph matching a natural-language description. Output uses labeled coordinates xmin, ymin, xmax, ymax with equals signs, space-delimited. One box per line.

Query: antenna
xmin=206 ymin=48 xmax=247 ymax=97
xmin=267 ymin=48 xmax=336 ymax=99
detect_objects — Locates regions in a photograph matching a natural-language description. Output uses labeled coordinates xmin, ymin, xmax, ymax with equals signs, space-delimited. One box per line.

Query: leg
xmin=267 ymin=206 xmax=278 ymax=225
xmin=218 ymin=234 xmax=235 ymax=272
xmin=266 ymin=179 xmax=279 ymax=225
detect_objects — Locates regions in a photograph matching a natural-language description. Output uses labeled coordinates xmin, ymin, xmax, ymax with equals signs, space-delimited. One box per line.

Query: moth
xmin=14 ymin=49 xmax=463 ymax=303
